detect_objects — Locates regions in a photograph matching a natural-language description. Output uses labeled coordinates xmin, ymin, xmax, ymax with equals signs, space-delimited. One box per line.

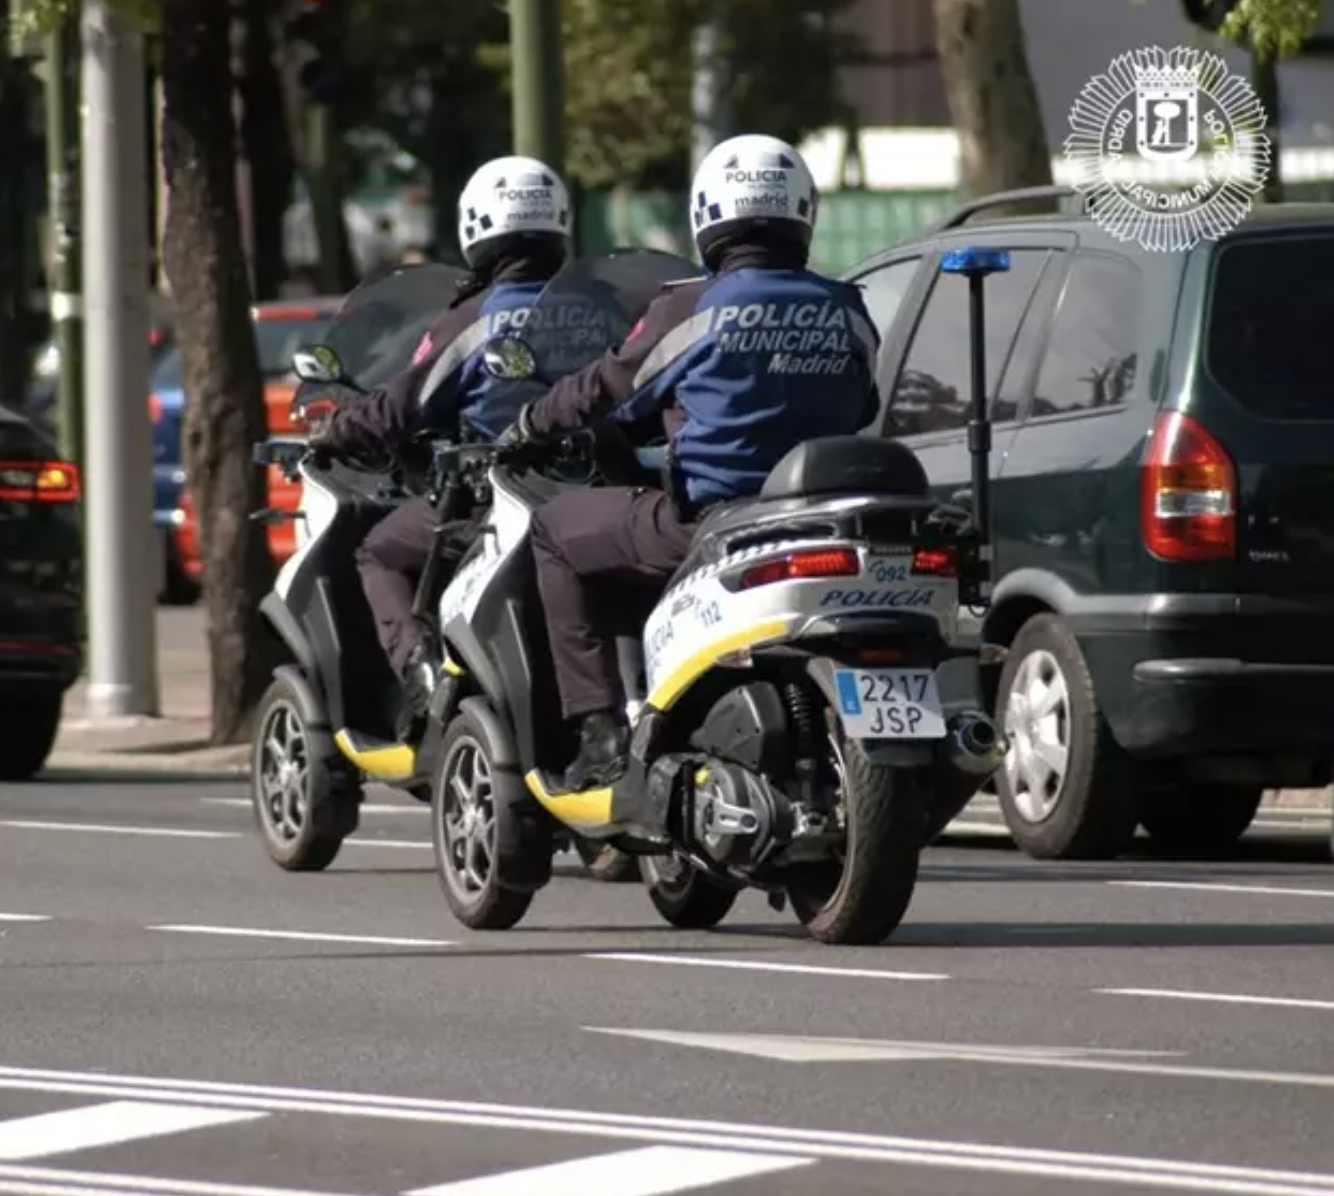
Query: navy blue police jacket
xmin=322 ymin=259 xmax=552 ymax=456
xmin=525 ymin=245 xmax=882 ymax=508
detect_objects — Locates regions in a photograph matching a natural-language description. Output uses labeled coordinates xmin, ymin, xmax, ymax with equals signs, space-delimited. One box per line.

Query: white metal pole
xmin=690 ymin=20 xmax=726 ymax=178
xmin=80 ymin=0 xmax=159 ymax=719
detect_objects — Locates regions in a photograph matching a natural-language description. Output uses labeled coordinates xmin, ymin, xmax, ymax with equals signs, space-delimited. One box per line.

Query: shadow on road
xmin=895 ymin=920 xmax=1334 ymax=948
xmin=930 ymin=833 xmax=1332 ymax=875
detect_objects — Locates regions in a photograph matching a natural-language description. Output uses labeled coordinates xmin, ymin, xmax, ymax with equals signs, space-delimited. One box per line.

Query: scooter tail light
xmin=739 ymin=548 xmax=860 ymax=589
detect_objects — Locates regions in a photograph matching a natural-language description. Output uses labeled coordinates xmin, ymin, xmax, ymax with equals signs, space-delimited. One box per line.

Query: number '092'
xmin=871 ymin=561 xmax=907 ymax=583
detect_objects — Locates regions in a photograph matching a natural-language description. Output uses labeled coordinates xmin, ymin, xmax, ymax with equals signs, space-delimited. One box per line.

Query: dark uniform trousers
xmin=356 ymin=497 xmax=478 ymax=677
xmin=530 ymin=486 xmax=695 ymax=721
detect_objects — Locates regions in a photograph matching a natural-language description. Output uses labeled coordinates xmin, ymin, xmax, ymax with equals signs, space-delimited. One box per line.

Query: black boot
xmin=395 ymin=642 xmax=438 ymax=743
xmin=563 ymin=710 xmax=629 ymax=791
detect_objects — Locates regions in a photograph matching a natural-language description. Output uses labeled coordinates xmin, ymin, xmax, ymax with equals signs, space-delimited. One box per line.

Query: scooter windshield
xmin=290 ymin=263 xmax=468 ymax=421
xmin=476 ymin=247 xmax=700 ymax=435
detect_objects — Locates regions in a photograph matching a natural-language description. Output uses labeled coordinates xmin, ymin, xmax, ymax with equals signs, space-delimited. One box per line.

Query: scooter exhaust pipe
xmin=943 ymin=712 xmax=1007 ymax=777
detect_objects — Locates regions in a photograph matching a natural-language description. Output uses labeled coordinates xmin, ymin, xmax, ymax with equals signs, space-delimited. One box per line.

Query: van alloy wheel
xmin=1002 ymin=648 xmax=1071 ymax=823
xmin=992 ymin=614 xmax=1138 ymax=861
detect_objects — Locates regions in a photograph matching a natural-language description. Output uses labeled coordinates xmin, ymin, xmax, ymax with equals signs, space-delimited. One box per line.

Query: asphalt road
xmin=3 ymin=774 xmax=1334 ymax=1196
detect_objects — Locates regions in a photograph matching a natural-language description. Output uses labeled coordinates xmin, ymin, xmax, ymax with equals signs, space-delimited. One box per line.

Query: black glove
xmin=306 ymin=423 xmax=341 ymax=471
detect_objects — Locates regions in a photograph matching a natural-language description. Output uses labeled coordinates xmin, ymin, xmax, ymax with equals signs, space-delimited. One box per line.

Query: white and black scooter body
xmin=417 ymin=246 xmax=1014 ymax=945
xmin=247 ymin=254 xmax=698 ymax=874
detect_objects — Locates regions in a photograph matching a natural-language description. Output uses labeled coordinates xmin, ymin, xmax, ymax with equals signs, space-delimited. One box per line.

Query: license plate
xmin=832 ymin=668 xmax=946 ymax=740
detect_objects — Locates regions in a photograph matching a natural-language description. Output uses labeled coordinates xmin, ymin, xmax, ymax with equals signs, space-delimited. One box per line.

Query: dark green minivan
xmin=844 ymin=189 xmax=1334 ymax=860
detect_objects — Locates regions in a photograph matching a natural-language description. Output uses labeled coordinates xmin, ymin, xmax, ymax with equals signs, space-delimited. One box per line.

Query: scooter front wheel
xmin=250 ymin=675 xmax=360 ymax=872
xmin=431 ymin=710 xmax=535 ymax=930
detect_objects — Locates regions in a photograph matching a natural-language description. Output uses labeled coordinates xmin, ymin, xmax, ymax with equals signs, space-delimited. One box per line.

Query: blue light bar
xmin=940 ymin=247 xmax=1011 ymax=276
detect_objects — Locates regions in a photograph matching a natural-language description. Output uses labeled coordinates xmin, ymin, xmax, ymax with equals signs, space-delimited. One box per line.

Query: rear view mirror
xmin=481 ymin=333 xmax=537 ymax=381
xmin=292 ymin=343 xmax=350 ymax=385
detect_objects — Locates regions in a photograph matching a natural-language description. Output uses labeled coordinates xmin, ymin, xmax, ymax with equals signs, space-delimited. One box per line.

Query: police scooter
xmin=415 ymin=246 xmax=1011 ymax=945
xmin=245 ymin=252 xmax=695 ymax=875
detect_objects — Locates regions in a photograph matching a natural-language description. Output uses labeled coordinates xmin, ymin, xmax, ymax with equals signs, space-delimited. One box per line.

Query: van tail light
xmin=148 ymin=393 xmax=163 ymax=423
xmin=739 ymin=548 xmax=860 ymax=589
xmin=911 ymin=546 xmax=957 ymax=577
xmin=1141 ymin=412 xmax=1236 ymax=561
xmin=0 ymin=461 xmax=81 ymax=503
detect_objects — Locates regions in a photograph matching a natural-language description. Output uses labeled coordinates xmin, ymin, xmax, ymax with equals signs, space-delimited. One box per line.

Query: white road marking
xmin=588 ymin=1028 xmax=1187 ymax=1066
xmin=0 ymin=915 xmax=50 ymax=923
xmin=585 ymin=953 xmax=949 ymax=981
xmin=1111 ymin=880 xmax=1334 ymax=900
xmin=0 ymin=1101 xmax=264 ymax=1161
xmin=145 ymin=925 xmax=454 ymax=948
xmin=0 ymin=821 xmax=239 ymax=841
xmin=1100 ymin=987 xmax=1334 ymax=1012
xmin=341 ymin=839 xmax=431 ymax=851
xmin=4 ymin=1066 xmax=1334 ymax=1196
xmin=0 ymin=1162 xmax=366 ymax=1196
xmin=937 ymin=820 xmax=1012 ymax=837
xmin=407 ymin=1145 xmax=811 ymax=1196
xmin=202 ymin=797 xmax=429 ymax=816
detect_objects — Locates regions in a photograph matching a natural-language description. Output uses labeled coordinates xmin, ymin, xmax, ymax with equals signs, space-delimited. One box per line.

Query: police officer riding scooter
xmin=505 ymin=133 xmax=882 ymax=843
xmin=314 ymin=155 xmax=573 ymax=739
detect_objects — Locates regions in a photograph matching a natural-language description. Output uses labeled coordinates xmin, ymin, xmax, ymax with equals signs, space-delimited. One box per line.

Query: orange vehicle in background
xmin=169 ymin=299 xmax=342 ymax=591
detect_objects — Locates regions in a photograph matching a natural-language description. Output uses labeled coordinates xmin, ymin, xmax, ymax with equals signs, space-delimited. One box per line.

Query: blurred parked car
xmin=25 ymin=296 xmax=177 ymax=434
xmin=0 ymin=403 xmax=82 ymax=779
xmin=154 ymin=298 xmax=340 ymax=599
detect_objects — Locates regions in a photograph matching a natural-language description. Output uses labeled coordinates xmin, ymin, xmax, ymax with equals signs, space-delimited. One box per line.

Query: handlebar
xmin=251 ymin=427 xmax=600 ymax=487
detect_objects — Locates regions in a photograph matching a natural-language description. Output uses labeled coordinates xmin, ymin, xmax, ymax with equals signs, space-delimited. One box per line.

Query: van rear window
xmin=1205 ymin=233 xmax=1334 ymax=421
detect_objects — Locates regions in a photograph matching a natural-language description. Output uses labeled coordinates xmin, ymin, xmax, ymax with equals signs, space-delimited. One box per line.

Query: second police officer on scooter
xmin=507 ymin=134 xmax=883 ymax=840
xmin=314 ymin=156 xmax=574 ymax=739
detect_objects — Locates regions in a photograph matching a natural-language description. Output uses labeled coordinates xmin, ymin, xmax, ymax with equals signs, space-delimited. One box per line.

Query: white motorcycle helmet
xmin=689 ymin=134 xmax=820 ymax=270
xmin=456 ymin=155 xmax=573 ymax=268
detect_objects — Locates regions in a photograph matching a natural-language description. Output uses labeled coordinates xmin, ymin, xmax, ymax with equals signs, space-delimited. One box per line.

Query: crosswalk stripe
xmin=406 ymin=1145 xmax=813 ymax=1196
xmin=0 ymin=1102 xmax=266 ymax=1161
xmin=0 ymin=1162 xmax=361 ymax=1196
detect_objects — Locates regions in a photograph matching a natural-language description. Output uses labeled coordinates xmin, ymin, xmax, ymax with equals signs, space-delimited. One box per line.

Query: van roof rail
xmin=922 ymin=185 xmax=1085 ymax=235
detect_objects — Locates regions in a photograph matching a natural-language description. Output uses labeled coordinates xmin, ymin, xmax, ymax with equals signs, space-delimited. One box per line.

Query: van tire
xmin=994 ymin=614 xmax=1138 ymax=860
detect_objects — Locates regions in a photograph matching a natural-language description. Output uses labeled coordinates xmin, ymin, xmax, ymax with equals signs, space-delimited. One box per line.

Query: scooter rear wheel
xmin=785 ymin=732 xmax=925 ymax=945
xmin=640 ymin=853 xmax=738 ymax=928
xmin=574 ymin=839 xmax=640 ymax=882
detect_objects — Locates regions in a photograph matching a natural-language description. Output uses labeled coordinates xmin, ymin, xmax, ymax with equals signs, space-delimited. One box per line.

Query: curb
xmin=44 ymin=745 xmax=249 ymax=779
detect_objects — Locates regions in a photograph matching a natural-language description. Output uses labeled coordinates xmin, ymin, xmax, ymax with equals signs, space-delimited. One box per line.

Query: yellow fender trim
xmin=524 ymin=770 xmax=615 ymax=835
xmin=645 ymin=618 xmax=789 ymax=710
xmin=334 ymin=729 xmax=417 ymax=782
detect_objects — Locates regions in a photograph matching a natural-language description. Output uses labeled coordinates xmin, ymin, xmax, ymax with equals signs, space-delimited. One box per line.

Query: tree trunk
xmin=932 ymin=0 xmax=1052 ymax=198
xmin=239 ymin=0 xmax=296 ymax=301
xmin=0 ymin=3 xmax=36 ymax=409
xmin=161 ymin=0 xmax=279 ymax=744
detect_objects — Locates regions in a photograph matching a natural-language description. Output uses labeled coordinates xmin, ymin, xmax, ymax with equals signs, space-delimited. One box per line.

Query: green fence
xmin=575 ymin=186 xmax=959 ymax=275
